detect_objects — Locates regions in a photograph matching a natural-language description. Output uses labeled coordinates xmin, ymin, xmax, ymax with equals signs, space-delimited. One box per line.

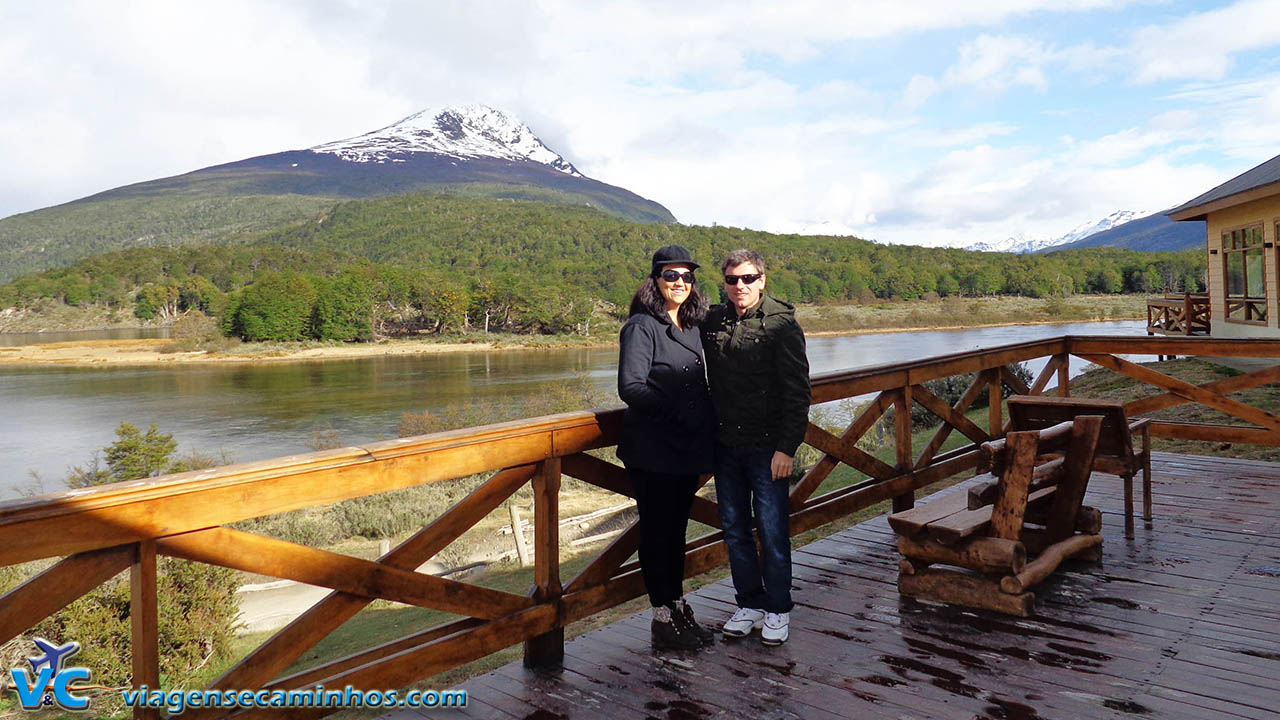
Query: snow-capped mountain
xmin=171 ymin=103 xmax=673 ymax=224
xmin=1056 ymin=210 xmax=1148 ymax=246
xmin=0 ymin=104 xmax=677 ymax=280
xmin=967 ymin=210 xmax=1149 ymax=254
xmin=311 ymin=105 xmax=581 ymax=176
xmin=967 ymin=231 xmax=1061 ymax=254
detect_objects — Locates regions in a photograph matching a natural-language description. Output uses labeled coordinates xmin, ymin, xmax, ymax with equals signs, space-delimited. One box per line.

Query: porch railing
xmin=3 ymin=335 xmax=1280 ymax=719
xmin=1146 ymin=291 xmax=1210 ymax=336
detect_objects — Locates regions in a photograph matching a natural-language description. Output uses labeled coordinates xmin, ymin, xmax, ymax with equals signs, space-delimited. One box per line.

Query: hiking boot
xmin=651 ymin=605 xmax=702 ymax=650
xmin=676 ymin=599 xmax=714 ymax=645
xmin=761 ymin=612 xmax=789 ymax=646
xmin=721 ymin=607 xmax=765 ymax=638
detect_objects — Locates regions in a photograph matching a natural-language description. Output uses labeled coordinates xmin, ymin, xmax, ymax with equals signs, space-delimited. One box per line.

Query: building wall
xmin=1207 ymin=195 xmax=1280 ymax=338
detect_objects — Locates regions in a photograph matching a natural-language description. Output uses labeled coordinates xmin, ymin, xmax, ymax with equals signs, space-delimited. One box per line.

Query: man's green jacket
xmin=701 ymin=294 xmax=811 ymax=456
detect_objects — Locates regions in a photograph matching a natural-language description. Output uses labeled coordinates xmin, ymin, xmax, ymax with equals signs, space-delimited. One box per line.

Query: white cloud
xmin=944 ymin=35 xmax=1051 ymax=93
xmin=0 ymin=0 xmax=1269 ymax=258
xmin=1131 ymin=0 xmax=1280 ymax=83
xmin=896 ymin=32 xmax=1124 ymax=113
xmin=901 ymin=75 xmax=940 ymax=110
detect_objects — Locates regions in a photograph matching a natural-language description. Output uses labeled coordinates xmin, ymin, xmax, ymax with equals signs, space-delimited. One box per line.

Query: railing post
xmin=1056 ymin=354 xmax=1069 ymax=397
xmin=892 ymin=386 xmax=914 ymax=512
xmin=131 ymin=540 xmax=159 ymax=720
xmin=523 ymin=457 xmax=563 ymax=668
xmin=1184 ymin=293 xmax=1193 ymax=336
xmin=987 ymin=368 xmax=1003 ymax=433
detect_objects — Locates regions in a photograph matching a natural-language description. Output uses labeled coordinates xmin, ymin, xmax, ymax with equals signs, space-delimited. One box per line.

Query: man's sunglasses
xmin=659 ymin=270 xmax=696 ymax=283
xmin=723 ymin=273 xmax=762 ymax=285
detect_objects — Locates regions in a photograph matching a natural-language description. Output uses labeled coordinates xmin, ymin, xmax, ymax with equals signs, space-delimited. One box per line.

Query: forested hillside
xmin=0 ymin=193 xmax=339 ymax=284
xmin=0 ymin=191 xmax=1207 ymax=342
xmin=254 ymin=191 xmax=1205 ymax=306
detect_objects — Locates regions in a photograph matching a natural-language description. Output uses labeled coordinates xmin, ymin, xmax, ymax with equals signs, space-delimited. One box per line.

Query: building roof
xmin=1167 ymin=152 xmax=1280 ymax=221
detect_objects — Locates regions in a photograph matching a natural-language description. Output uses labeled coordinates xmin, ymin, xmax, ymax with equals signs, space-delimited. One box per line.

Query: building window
xmin=1223 ymin=225 xmax=1266 ymax=324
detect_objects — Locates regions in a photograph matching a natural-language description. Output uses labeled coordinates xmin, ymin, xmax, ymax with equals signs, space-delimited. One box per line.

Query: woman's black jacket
xmin=616 ymin=312 xmax=715 ymax=474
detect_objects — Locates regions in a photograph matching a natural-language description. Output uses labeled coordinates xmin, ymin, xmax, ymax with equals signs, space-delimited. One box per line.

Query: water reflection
xmin=0 ymin=327 xmax=169 ymax=347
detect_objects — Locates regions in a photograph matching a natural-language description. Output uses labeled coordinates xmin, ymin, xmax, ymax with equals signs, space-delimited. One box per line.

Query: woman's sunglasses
xmin=659 ymin=270 xmax=696 ymax=283
xmin=723 ymin=273 xmax=762 ymax=285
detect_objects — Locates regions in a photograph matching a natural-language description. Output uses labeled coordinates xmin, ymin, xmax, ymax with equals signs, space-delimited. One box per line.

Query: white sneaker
xmin=761 ymin=612 xmax=789 ymax=646
xmin=721 ymin=607 xmax=765 ymax=637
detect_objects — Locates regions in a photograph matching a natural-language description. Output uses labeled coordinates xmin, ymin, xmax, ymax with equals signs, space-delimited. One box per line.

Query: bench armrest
xmin=1128 ymin=418 xmax=1151 ymax=434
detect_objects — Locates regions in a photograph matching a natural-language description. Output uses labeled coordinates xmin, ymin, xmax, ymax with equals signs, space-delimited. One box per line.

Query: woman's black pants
xmin=629 ymin=469 xmax=699 ymax=607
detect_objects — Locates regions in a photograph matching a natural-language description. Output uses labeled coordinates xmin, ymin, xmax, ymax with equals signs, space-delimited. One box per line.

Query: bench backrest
xmin=1007 ymin=395 xmax=1133 ymax=460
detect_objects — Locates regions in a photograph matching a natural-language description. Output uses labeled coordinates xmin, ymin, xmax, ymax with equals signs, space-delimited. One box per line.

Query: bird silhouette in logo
xmin=27 ymin=639 xmax=81 ymax=676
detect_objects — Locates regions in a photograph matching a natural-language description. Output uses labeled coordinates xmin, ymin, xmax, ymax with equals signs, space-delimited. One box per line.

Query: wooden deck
xmin=394 ymin=451 xmax=1280 ymax=720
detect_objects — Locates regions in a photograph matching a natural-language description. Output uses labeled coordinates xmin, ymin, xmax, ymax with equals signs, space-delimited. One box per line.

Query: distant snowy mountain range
xmin=965 ymin=210 xmax=1149 ymax=253
xmin=786 ymin=209 xmax=1182 ymax=253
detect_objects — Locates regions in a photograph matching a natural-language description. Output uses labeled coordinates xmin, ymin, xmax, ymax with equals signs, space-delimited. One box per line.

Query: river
xmin=0 ymin=320 xmax=1146 ymax=498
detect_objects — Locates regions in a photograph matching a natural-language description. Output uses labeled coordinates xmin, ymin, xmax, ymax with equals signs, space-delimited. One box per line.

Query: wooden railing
xmin=3 ymin=335 xmax=1280 ymax=719
xmin=1147 ymin=291 xmax=1210 ymax=336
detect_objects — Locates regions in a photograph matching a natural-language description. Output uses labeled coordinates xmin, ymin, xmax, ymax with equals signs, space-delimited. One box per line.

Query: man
xmin=702 ymin=248 xmax=810 ymax=646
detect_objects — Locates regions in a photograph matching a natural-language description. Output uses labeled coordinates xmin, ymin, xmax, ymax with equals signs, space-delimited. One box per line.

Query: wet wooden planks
xmin=402 ymin=452 xmax=1280 ymax=719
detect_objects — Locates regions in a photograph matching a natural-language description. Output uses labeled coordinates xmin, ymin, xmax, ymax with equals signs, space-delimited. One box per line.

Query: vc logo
xmin=8 ymin=638 xmax=92 ymax=711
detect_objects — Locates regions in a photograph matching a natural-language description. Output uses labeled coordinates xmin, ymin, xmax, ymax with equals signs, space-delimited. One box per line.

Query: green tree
xmin=231 ymin=271 xmax=318 ymax=341
xmin=59 ymin=276 xmax=91 ymax=307
xmin=936 ymin=273 xmax=960 ymax=297
xmin=1090 ymin=268 xmax=1124 ymax=294
xmin=178 ymin=274 xmax=223 ymax=313
xmin=312 ymin=272 xmax=375 ymax=341
xmin=88 ymin=273 xmax=125 ymax=306
xmin=415 ymin=274 xmax=469 ymax=333
xmin=134 ymin=282 xmax=180 ymax=320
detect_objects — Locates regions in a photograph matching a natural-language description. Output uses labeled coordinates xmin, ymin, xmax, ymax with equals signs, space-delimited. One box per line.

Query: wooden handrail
xmin=4 ymin=334 xmax=1280 ymax=719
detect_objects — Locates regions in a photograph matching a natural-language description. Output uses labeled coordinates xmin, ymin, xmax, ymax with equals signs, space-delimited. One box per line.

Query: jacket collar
xmin=666 ymin=321 xmax=701 ymax=355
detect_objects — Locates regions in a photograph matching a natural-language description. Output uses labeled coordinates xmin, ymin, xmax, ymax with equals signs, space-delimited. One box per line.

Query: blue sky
xmin=2 ymin=0 xmax=1278 ymax=247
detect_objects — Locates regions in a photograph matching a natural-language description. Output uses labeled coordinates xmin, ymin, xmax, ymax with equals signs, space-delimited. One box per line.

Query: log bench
xmin=888 ymin=416 xmax=1104 ymax=616
xmin=1005 ymin=395 xmax=1151 ymax=538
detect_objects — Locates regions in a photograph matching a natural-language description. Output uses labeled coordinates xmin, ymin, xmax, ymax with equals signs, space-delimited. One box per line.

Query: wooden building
xmin=1169 ymin=152 xmax=1280 ymax=337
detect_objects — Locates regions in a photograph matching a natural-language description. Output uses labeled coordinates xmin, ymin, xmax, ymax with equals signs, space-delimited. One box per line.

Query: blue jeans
xmin=714 ymin=444 xmax=793 ymax=614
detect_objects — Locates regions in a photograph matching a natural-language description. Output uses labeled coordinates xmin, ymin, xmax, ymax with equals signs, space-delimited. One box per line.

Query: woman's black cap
xmin=650 ymin=244 xmax=700 ymax=276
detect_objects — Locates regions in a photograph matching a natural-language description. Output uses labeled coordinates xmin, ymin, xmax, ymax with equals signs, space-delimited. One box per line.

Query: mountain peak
xmin=966 ymin=209 xmax=1151 ymax=253
xmin=311 ymin=104 xmax=581 ymax=176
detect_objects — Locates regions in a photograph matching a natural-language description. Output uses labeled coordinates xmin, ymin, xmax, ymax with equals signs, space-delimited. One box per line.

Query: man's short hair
xmin=721 ymin=248 xmax=767 ymax=275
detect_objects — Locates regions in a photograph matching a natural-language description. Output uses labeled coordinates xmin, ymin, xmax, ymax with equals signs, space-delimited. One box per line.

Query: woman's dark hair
xmin=628 ymin=274 xmax=708 ymax=327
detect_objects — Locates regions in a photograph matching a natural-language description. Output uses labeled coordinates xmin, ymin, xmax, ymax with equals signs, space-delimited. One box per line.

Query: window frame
xmin=1222 ymin=222 xmax=1267 ymax=326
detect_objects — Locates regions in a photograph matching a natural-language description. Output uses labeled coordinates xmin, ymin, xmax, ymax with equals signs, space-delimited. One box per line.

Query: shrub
xmin=160 ymin=310 xmax=231 ymax=353
xmin=13 ymin=557 xmax=239 ymax=711
xmin=3 ymin=425 xmax=240 ymax=715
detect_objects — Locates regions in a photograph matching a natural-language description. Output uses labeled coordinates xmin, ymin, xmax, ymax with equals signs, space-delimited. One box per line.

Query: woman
xmin=617 ymin=244 xmax=716 ymax=650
